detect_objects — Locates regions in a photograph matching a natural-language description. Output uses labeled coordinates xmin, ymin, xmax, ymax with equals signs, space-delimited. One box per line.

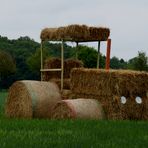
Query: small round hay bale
xmin=51 ymin=98 xmax=105 ymax=119
xmin=5 ymin=80 xmax=61 ymax=119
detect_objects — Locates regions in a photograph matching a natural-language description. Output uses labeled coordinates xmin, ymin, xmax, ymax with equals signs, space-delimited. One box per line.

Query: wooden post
xmin=97 ymin=41 xmax=101 ymax=68
xmin=105 ymin=39 xmax=111 ymax=70
xmin=40 ymin=41 xmax=43 ymax=81
xmin=76 ymin=42 xmax=79 ymax=59
xmin=61 ymin=40 xmax=64 ymax=91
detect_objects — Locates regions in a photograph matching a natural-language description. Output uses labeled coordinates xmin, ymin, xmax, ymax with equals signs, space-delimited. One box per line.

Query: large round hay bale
xmin=51 ymin=99 xmax=105 ymax=119
xmin=5 ymin=80 xmax=61 ymax=119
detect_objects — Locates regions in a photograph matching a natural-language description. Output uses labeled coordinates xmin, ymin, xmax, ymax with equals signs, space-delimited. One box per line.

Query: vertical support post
xmin=105 ymin=39 xmax=111 ymax=70
xmin=40 ymin=41 xmax=43 ymax=81
xmin=61 ymin=40 xmax=64 ymax=91
xmin=97 ymin=41 xmax=101 ymax=68
xmin=76 ymin=42 xmax=79 ymax=59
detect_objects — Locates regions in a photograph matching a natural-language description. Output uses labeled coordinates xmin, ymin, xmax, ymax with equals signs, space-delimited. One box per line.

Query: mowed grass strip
xmin=0 ymin=119 xmax=148 ymax=148
xmin=0 ymin=92 xmax=148 ymax=148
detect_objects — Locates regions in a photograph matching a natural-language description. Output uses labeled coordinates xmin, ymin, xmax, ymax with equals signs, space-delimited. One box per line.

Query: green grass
xmin=0 ymin=92 xmax=148 ymax=148
xmin=0 ymin=91 xmax=7 ymax=117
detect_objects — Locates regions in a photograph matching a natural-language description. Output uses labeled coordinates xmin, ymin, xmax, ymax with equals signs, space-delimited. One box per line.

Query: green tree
xmin=43 ymin=42 xmax=74 ymax=59
xmin=110 ymin=57 xmax=127 ymax=69
xmin=27 ymin=48 xmax=49 ymax=79
xmin=0 ymin=50 xmax=16 ymax=89
xmin=0 ymin=50 xmax=16 ymax=77
xmin=75 ymin=45 xmax=105 ymax=68
xmin=127 ymin=51 xmax=148 ymax=71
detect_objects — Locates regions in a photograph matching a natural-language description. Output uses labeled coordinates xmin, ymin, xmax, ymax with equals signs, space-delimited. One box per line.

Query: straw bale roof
xmin=40 ymin=24 xmax=110 ymax=42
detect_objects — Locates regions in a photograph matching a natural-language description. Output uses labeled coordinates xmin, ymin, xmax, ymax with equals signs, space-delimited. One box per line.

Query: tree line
xmin=0 ymin=35 xmax=147 ymax=89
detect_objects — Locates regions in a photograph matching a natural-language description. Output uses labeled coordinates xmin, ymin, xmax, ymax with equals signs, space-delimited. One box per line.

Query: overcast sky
xmin=0 ymin=0 xmax=148 ymax=60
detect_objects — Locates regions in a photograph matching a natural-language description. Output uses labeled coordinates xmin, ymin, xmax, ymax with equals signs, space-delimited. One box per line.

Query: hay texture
xmin=43 ymin=58 xmax=83 ymax=80
xmin=5 ymin=80 xmax=61 ymax=119
xmin=50 ymin=78 xmax=70 ymax=90
xmin=51 ymin=99 xmax=105 ymax=119
xmin=64 ymin=59 xmax=83 ymax=78
xmin=43 ymin=57 xmax=61 ymax=80
xmin=40 ymin=24 xmax=110 ymax=42
xmin=70 ymin=68 xmax=148 ymax=120
xmin=42 ymin=58 xmax=83 ymax=89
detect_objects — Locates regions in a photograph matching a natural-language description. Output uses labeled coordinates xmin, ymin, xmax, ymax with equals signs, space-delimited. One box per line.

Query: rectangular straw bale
xmin=71 ymin=68 xmax=148 ymax=97
xmin=70 ymin=68 xmax=148 ymax=120
xmin=40 ymin=24 xmax=110 ymax=42
xmin=43 ymin=57 xmax=61 ymax=80
xmin=64 ymin=59 xmax=83 ymax=78
xmin=70 ymin=68 xmax=113 ymax=96
xmin=43 ymin=58 xmax=83 ymax=80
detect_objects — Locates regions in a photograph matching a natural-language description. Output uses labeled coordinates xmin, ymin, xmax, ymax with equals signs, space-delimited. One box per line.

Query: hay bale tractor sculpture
xmin=5 ymin=24 xmax=148 ymax=120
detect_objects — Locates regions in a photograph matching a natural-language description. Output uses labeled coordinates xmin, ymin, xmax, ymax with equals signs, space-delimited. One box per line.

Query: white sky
xmin=0 ymin=0 xmax=148 ymax=60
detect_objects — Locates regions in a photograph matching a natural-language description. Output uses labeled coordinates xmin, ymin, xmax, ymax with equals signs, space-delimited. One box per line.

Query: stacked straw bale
xmin=70 ymin=68 xmax=148 ymax=120
xmin=40 ymin=24 xmax=110 ymax=42
xmin=51 ymin=99 xmax=105 ymax=119
xmin=43 ymin=57 xmax=61 ymax=80
xmin=5 ymin=80 xmax=61 ymax=119
xmin=64 ymin=59 xmax=83 ymax=78
xmin=43 ymin=58 xmax=83 ymax=89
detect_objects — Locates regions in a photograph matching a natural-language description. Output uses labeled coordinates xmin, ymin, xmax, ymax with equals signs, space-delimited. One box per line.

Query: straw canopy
xmin=40 ymin=24 xmax=110 ymax=42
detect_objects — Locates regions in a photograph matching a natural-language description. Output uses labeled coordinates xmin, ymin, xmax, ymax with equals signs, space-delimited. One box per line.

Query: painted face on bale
xmin=119 ymin=95 xmax=148 ymax=120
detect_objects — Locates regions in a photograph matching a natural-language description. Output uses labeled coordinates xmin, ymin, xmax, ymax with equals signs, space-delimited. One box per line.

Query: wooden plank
xmin=61 ymin=40 xmax=64 ymax=91
xmin=105 ymin=39 xmax=111 ymax=70
xmin=76 ymin=42 xmax=79 ymax=59
xmin=40 ymin=41 xmax=43 ymax=81
xmin=97 ymin=41 xmax=101 ymax=68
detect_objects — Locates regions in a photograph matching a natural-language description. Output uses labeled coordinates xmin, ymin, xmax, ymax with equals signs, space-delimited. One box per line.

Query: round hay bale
xmin=51 ymin=98 xmax=105 ymax=119
xmin=5 ymin=80 xmax=61 ymax=119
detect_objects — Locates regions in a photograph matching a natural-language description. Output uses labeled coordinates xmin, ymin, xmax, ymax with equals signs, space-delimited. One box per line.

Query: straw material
xmin=62 ymin=89 xmax=72 ymax=100
xmin=5 ymin=80 xmax=61 ymax=119
xmin=50 ymin=78 xmax=70 ymax=90
xmin=51 ymin=99 xmax=105 ymax=119
xmin=43 ymin=58 xmax=83 ymax=80
xmin=64 ymin=59 xmax=83 ymax=78
xmin=70 ymin=68 xmax=148 ymax=120
xmin=40 ymin=24 xmax=110 ymax=42
xmin=43 ymin=57 xmax=61 ymax=80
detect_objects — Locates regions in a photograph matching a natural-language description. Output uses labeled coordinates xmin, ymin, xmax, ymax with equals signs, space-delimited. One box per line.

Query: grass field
xmin=0 ymin=92 xmax=148 ymax=148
